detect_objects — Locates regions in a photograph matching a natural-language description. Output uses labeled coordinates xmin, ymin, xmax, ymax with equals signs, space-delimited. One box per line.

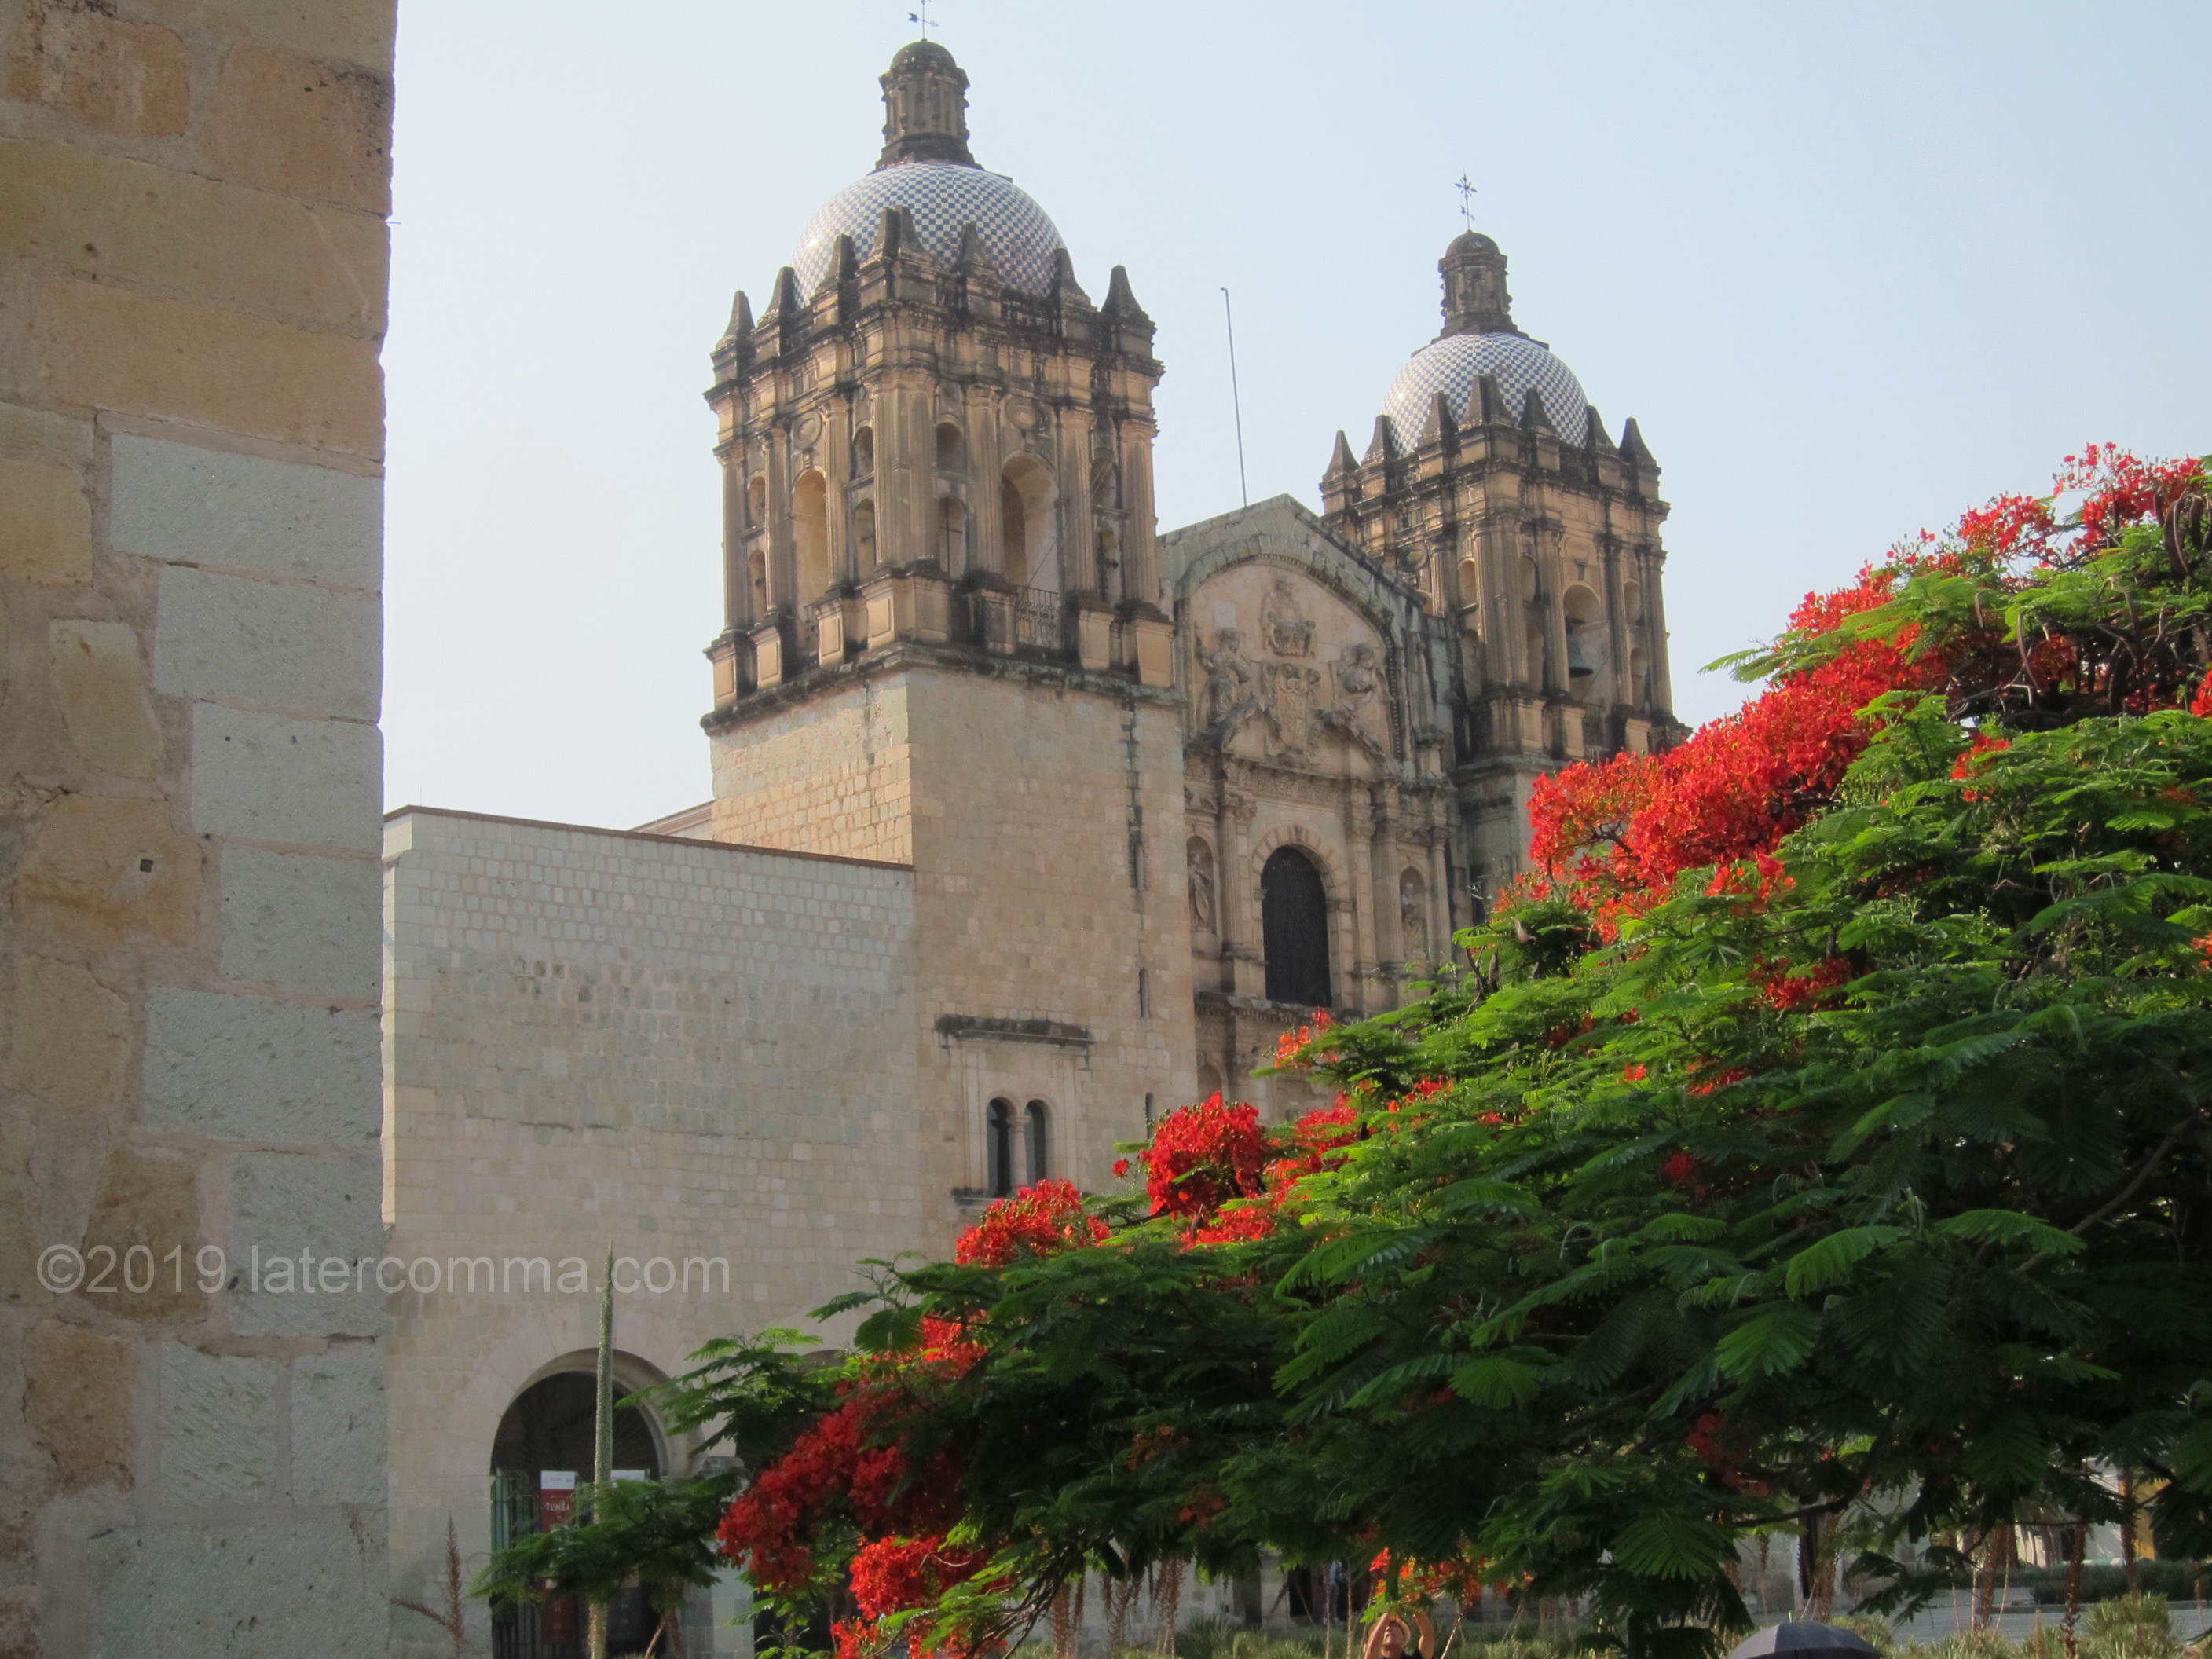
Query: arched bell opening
xmin=1261 ymin=845 xmax=1331 ymax=1009
xmin=852 ymin=498 xmax=878 ymax=577
xmin=851 ymin=424 xmax=875 ymax=479
xmin=1562 ymin=584 xmax=1606 ymax=704
xmin=794 ymin=470 xmax=831 ymax=607
xmin=998 ymin=456 xmax=1057 ymax=592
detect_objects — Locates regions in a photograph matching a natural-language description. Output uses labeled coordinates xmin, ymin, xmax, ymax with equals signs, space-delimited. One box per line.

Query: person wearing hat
xmin=1363 ymin=1608 xmax=1441 ymax=1659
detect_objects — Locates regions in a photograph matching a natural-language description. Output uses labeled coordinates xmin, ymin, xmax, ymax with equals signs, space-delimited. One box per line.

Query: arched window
xmin=794 ymin=471 xmax=830 ymax=605
xmin=851 ymin=425 xmax=875 ymax=478
xmin=1623 ymin=578 xmax=1644 ymax=623
xmin=1628 ymin=646 xmax=1649 ymax=707
xmin=936 ymin=421 xmax=963 ymax=473
xmin=853 ymin=500 xmax=877 ymax=576
xmin=1518 ymin=555 xmax=1540 ymax=602
xmin=1023 ymin=1101 xmax=1049 ymax=1185
xmin=1261 ymin=846 xmax=1331 ymax=1008
xmin=987 ymin=1097 xmax=1014 ymax=1197
xmin=938 ymin=497 xmax=965 ymax=568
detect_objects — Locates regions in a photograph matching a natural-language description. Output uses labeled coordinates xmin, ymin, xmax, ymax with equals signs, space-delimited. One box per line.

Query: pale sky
xmin=383 ymin=0 xmax=2212 ymax=829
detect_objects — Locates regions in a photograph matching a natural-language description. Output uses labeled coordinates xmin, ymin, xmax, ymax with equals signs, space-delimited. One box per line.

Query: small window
xmin=1024 ymin=1101 xmax=1049 ymax=1185
xmin=936 ymin=422 xmax=962 ymax=473
xmin=938 ymin=497 xmax=965 ymax=567
xmin=748 ymin=550 xmax=767 ymax=619
xmin=987 ymin=1098 xmax=1014 ymax=1197
xmin=852 ymin=425 xmax=875 ymax=478
xmin=747 ymin=474 xmax=767 ymax=526
xmin=1144 ymin=1093 xmax=1155 ymax=1133
xmin=1137 ymin=967 xmax=1152 ymax=1019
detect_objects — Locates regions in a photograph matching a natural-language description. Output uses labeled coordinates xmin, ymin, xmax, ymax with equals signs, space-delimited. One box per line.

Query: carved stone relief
xmin=1187 ymin=837 xmax=1217 ymax=933
xmin=1189 ymin=567 xmax=1393 ymax=775
xmin=1399 ymin=870 xmax=1429 ymax=960
xmin=1261 ymin=577 xmax=1315 ymax=657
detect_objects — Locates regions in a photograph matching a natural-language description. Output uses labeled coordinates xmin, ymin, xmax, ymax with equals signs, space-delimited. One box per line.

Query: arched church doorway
xmin=488 ymin=1372 xmax=665 ymax=1658
xmin=1261 ymin=846 xmax=1331 ymax=1008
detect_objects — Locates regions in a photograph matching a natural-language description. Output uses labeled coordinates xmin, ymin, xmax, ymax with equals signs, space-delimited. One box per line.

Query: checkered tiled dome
xmin=1382 ymin=332 xmax=1591 ymax=447
xmin=793 ymin=161 xmax=1066 ymax=297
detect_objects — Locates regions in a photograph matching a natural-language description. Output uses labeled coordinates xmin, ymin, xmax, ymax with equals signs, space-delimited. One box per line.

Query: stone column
xmin=1057 ymin=406 xmax=1095 ymax=595
xmin=2 ymin=2 xmax=396 ymax=1648
xmin=967 ymin=386 xmax=1003 ymax=579
xmin=720 ymin=446 xmax=749 ymax=632
xmin=1119 ymin=422 xmax=1160 ymax=605
xmin=1344 ymin=789 xmax=1378 ymax=1016
xmin=766 ymin=422 xmax=795 ymax=613
xmin=1224 ymin=791 xmax=1262 ymax=999
xmin=1645 ymin=540 xmax=1677 ymax=716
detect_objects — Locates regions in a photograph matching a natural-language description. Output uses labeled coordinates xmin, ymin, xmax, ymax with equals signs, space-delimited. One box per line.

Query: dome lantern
xmin=1439 ymin=229 xmax=1519 ymax=339
xmin=878 ymin=38 xmax=975 ymax=168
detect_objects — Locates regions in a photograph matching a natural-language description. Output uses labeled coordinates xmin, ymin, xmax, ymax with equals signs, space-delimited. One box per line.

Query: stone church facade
xmin=382 ymin=41 xmax=1683 ymax=1654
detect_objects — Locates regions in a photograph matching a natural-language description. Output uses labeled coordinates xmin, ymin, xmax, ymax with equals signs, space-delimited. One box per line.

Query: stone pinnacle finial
xmin=877 ymin=40 xmax=976 ymax=169
xmin=1438 ymin=230 xmax=1522 ymax=339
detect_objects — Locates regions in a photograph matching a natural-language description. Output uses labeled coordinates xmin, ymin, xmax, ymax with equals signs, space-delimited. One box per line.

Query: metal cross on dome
xmin=1456 ymin=174 xmax=1478 ymax=229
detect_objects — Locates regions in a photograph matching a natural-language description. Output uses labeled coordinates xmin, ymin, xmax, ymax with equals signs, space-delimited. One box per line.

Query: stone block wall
xmin=0 ymin=1 xmax=394 ymax=1654
xmin=383 ymin=808 xmax=923 ymax=1656
xmin=708 ymin=677 xmax=916 ymax=863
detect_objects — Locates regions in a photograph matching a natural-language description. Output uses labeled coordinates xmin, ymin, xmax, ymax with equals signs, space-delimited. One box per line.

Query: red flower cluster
xmin=849 ymin=1533 xmax=988 ymax=1620
xmin=1135 ymin=1093 xmax=1269 ymax=1218
xmin=1525 ymin=565 xmax=1926 ymax=934
xmin=1753 ymin=954 xmax=1854 ymax=1013
xmin=717 ymin=1387 xmax=957 ymax=1595
xmin=1367 ymin=1547 xmax=1502 ymax=1606
xmin=953 ymin=1179 xmax=1108 ymax=1267
xmin=1273 ymin=1008 xmax=1336 ymax=1068
xmin=1518 ymin=449 xmax=2198 ymax=939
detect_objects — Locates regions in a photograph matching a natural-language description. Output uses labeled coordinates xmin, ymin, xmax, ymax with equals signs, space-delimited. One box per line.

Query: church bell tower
xmin=701 ymin=41 xmax=1174 ymax=716
xmin=696 ymin=43 xmax=1197 ymax=1218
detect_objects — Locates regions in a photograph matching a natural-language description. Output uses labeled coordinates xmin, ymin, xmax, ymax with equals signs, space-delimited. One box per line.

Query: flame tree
xmin=562 ymin=449 xmax=2212 ymax=1659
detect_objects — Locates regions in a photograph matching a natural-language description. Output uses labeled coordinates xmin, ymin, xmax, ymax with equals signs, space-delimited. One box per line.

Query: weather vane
xmin=1455 ymin=174 xmax=1478 ymax=229
xmin=907 ymin=0 xmax=939 ymax=35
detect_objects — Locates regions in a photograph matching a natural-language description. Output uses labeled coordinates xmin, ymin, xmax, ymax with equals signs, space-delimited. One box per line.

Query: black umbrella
xmin=1726 ymin=1624 xmax=1881 ymax=1659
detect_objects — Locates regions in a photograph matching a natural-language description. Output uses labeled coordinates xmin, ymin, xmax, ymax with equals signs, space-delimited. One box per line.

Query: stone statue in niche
xmin=1400 ymin=871 xmax=1429 ymax=960
xmin=1194 ymin=628 xmax=1259 ymax=745
xmin=1187 ymin=839 xmax=1217 ymax=933
xmin=1261 ymin=577 xmax=1315 ymax=657
xmin=1320 ymin=642 xmax=1389 ymax=761
xmin=1262 ymin=660 xmax=1324 ymax=763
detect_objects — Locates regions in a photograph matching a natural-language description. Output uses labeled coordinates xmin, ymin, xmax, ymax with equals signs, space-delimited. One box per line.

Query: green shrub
xmin=1833 ymin=1616 xmax=1896 ymax=1655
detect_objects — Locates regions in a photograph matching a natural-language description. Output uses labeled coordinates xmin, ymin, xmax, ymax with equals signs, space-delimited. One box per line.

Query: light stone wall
xmin=2 ymin=2 xmax=394 ymax=1654
xmin=708 ymin=678 xmax=914 ymax=863
xmin=709 ymin=663 xmax=1198 ymax=1197
xmin=383 ymin=808 xmax=924 ymax=1657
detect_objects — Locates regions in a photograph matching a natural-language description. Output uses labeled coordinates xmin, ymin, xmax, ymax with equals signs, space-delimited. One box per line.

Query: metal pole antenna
xmin=1221 ymin=287 xmax=1248 ymax=508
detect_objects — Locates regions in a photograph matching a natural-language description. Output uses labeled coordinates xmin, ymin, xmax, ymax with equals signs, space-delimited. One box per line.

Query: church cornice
xmin=700 ymin=633 xmax=1181 ymax=735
